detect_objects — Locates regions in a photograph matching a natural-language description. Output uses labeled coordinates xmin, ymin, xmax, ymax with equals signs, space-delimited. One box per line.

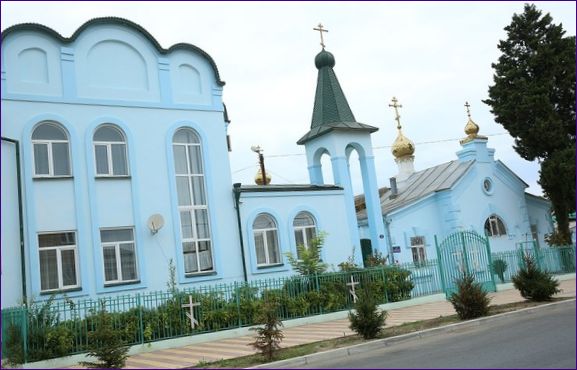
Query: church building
xmin=1 ymin=17 xmax=552 ymax=309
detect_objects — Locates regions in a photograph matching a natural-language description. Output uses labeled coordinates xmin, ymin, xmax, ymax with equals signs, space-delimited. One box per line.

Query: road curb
xmin=249 ymin=299 xmax=576 ymax=369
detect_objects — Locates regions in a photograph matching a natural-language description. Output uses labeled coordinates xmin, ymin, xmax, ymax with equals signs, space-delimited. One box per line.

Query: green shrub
xmin=382 ymin=266 xmax=414 ymax=302
xmin=492 ymin=259 xmax=508 ymax=283
xmin=80 ymin=303 xmax=129 ymax=369
xmin=4 ymin=324 xmax=25 ymax=366
xmin=449 ymin=273 xmax=491 ymax=320
xmin=285 ymin=232 xmax=328 ymax=276
xmin=364 ymin=251 xmax=389 ymax=267
xmin=249 ymin=298 xmax=284 ymax=362
xmin=348 ymin=288 xmax=387 ymax=339
xmin=512 ymin=255 xmax=560 ymax=301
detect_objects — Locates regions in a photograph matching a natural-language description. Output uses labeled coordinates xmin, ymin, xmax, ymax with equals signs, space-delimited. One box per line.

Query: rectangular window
xmin=410 ymin=236 xmax=426 ymax=265
xmin=38 ymin=232 xmax=79 ymax=292
xmin=100 ymin=228 xmax=138 ymax=284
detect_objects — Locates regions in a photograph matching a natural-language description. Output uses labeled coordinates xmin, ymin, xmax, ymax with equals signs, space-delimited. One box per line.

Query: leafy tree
xmin=285 ymin=232 xmax=328 ymax=275
xmin=484 ymin=4 xmax=576 ymax=244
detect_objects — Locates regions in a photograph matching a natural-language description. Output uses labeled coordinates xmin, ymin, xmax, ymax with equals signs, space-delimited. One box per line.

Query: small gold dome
xmin=254 ymin=168 xmax=271 ymax=185
xmin=464 ymin=118 xmax=480 ymax=136
xmin=391 ymin=130 xmax=415 ymax=158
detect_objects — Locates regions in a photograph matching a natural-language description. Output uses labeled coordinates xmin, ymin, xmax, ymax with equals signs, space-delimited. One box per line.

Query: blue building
xmin=356 ymin=103 xmax=554 ymax=265
xmin=1 ymin=17 xmax=552 ymax=309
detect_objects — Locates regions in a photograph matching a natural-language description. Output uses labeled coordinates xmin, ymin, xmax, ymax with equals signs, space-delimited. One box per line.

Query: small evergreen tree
xmin=512 ymin=254 xmax=560 ymax=301
xmin=285 ymin=232 xmax=328 ymax=275
xmin=249 ymin=297 xmax=284 ymax=362
xmin=80 ymin=302 xmax=129 ymax=369
xmin=492 ymin=259 xmax=508 ymax=283
xmin=348 ymin=288 xmax=387 ymax=339
xmin=449 ymin=273 xmax=491 ymax=320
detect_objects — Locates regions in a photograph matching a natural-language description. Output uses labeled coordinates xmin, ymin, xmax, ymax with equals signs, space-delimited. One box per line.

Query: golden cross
xmin=464 ymin=101 xmax=472 ymax=119
xmin=313 ymin=23 xmax=329 ymax=49
xmin=389 ymin=96 xmax=403 ymax=130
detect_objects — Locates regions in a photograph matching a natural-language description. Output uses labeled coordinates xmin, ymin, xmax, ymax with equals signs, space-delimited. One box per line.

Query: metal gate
xmin=435 ymin=231 xmax=496 ymax=297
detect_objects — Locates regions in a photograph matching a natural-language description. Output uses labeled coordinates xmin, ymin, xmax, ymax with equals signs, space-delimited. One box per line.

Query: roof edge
xmin=1 ymin=17 xmax=225 ymax=86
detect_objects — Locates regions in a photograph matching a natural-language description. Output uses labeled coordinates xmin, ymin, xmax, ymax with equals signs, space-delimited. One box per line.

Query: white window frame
xmin=38 ymin=231 xmax=80 ymax=292
xmin=173 ymin=129 xmax=214 ymax=275
xmin=253 ymin=215 xmax=281 ymax=267
xmin=293 ymin=212 xmax=317 ymax=258
xmin=100 ymin=228 xmax=139 ymax=285
xmin=93 ymin=126 xmax=129 ymax=177
xmin=32 ymin=124 xmax=71 ymax=177
xmin=485 ymin=215 xmax=507 ymax=237
xmin=410 ymin=236 xmax=426 ymax=264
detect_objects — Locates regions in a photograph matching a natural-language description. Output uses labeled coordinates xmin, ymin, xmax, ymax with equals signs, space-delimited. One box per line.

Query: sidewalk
xmin=55 ymin=277 xmax=577 ymax=369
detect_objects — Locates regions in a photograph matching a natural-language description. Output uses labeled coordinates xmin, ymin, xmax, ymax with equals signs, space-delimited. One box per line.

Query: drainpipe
xmin=1 ymin=136 xmax=27 ymax=302
xmin=384 ymin=215 xmax=395 ymax=264
xmin=233 ymin=183 xmax=248 ymax=282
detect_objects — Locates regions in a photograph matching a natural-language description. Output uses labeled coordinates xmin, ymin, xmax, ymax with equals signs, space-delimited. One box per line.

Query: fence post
xmin=485 ymin=236 xmax=496 ymax=292
xmin=460 ymin=232 xmax=470 ymax=275
xmin=314 ymin=273 xmax=322 ymax=314
xmin=235 ymin=281 xmax=242 ymax=328
xmin=137 ymin=293 xmax=144 ymax=344
xmin=434 ymin=235 xmax=447 ymax=295
xmin=380 ymin=266 xmax=388 ymax=303
xmin=22 ymin=305 xmax=29 ymax=363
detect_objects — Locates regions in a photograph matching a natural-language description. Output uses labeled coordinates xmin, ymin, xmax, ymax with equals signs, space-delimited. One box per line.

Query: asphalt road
xmin=300 ymin=301 xmax=576 ymax=369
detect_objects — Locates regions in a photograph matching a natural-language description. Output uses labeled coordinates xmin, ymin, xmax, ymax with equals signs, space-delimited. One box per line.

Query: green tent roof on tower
xmin=297 ymin=49 xmax=378 ymax=145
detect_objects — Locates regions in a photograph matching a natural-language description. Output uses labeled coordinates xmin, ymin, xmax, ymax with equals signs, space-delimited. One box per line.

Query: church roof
xmin=356 ymin=160 xmax=475 ymax=219
xmin=1 ymin=17 xmax=225 ymax=86
xmin=297 ymin=49 xmax=377 ymax=145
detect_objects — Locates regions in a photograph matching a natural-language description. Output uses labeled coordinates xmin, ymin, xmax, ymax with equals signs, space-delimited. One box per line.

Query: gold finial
xmin=388 ymin=96 xmax=403 ymax=130
xmin=460 ymin=101 xmax=486 ymax=144
xmin=313 ymin=23 xmax=329 ymax=49
xmin=388 ymin=97 xmax=414 ymax=158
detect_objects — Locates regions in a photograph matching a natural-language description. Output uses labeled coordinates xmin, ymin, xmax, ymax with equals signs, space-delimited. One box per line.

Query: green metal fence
xmin=2 ymin=247 xmax=572 ymax=364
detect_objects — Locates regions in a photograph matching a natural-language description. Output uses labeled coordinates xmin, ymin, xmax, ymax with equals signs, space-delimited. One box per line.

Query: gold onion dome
xmin=254 ymin=168 xmax=271 ymax=185
xmin=392 ymin=130 xmax=415 ymax=158
xmin=460 ymin=102 xmax=486 ymax=144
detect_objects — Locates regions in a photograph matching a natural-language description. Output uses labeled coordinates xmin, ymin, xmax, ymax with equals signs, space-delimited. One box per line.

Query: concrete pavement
xmin=51 ymin=276 xmax=574 ymax=369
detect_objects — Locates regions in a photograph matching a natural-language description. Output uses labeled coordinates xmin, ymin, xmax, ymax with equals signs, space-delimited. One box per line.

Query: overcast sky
xmin=2 ymin=1 xmax=576 ymax=196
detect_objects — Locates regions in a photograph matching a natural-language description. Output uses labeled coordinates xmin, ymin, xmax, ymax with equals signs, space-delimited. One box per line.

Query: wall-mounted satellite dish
xmin=147 ymin=214 xmax=165 ymax=235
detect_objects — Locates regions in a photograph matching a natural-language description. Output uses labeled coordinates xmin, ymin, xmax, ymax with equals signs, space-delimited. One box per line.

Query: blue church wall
xmin=1 ymin=20 xmax=241 ymax=307
xmin=239 ymin=189 xmax=354 ymax=277
xmin=525 ymin=195 xmax=554 ymax=248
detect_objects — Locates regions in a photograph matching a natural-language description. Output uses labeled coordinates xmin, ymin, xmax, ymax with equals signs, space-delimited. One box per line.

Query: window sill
xmin=104 ymin=280 xmax=140 ymax=288
xmin=95 ymin=175 xmax=131 ymax=180
xmin=257 ymin=263 xmax=284 ymax=270
xmin=185 ymin=271 xmax=217 ymax=278
xmin=33 ymin=176 xmax=74 ymax=181
xmin=40 ymin=286 xmax=82 ymax=295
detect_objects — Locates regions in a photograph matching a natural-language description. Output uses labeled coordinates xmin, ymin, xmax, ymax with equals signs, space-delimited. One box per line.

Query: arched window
xmin=32 ymin=122 xmax=71 ymax=176
xmin=293 ymin=211 xmax=317 ymax=258
xmin=253 ymin=213 xmax=281 ymax=266
xmin=173 ymin=128 xmax=213 ymax=274
xmin=93 ymin=125 xmax=129 ymax=176
xmin=484 ymin=215 xmax=507 ymax=237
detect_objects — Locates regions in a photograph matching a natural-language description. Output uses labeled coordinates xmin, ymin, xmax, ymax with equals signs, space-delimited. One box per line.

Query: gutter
xmin=1 ymin=136 xmax=27 ymax=302
xmin=232 ymin=183 xmax=248 ymax=282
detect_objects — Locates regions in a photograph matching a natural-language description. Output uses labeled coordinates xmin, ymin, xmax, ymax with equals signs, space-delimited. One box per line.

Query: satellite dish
xmin=147 ymin=214 xmax=165 ymax=235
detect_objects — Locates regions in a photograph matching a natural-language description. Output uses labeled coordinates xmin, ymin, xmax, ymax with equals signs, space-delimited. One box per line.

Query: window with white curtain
xmin=410 ymin=236 xmax=426 ymax=264
xmin=38 ymin=232 xmax=79 ymax=291
xmin=100 ymin=228 xmax=138 ymax=284
xmin=484 ymin=215 xmax=507 ymax=237
xmin=293 ymin=212 xmax=317 ymax=259
xmin=32 ymin=122 xmax=71 ymax=177
xmin=253 ymin=213 xmax=281 ymax=266
xmin=93 ymin=125 xmax=129 ymax=176
xmin=173 ymin=128 xmax=213 ymax=274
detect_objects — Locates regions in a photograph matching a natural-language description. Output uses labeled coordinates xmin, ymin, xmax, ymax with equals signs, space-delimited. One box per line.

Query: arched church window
xmin=293 ymin=212 xmax=317 ymax=259
xmin=253 ymin=214 xmax=281 ymax=266
xmin=173 ymin=128 xmax=213 ymax=275
xmin=484 ymin=215 xmax=507 ymax=237
xmin=93 ymin=125 xmax=129 ymax=176
xmin=32 ymin=122 xmax=71 ymax=176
